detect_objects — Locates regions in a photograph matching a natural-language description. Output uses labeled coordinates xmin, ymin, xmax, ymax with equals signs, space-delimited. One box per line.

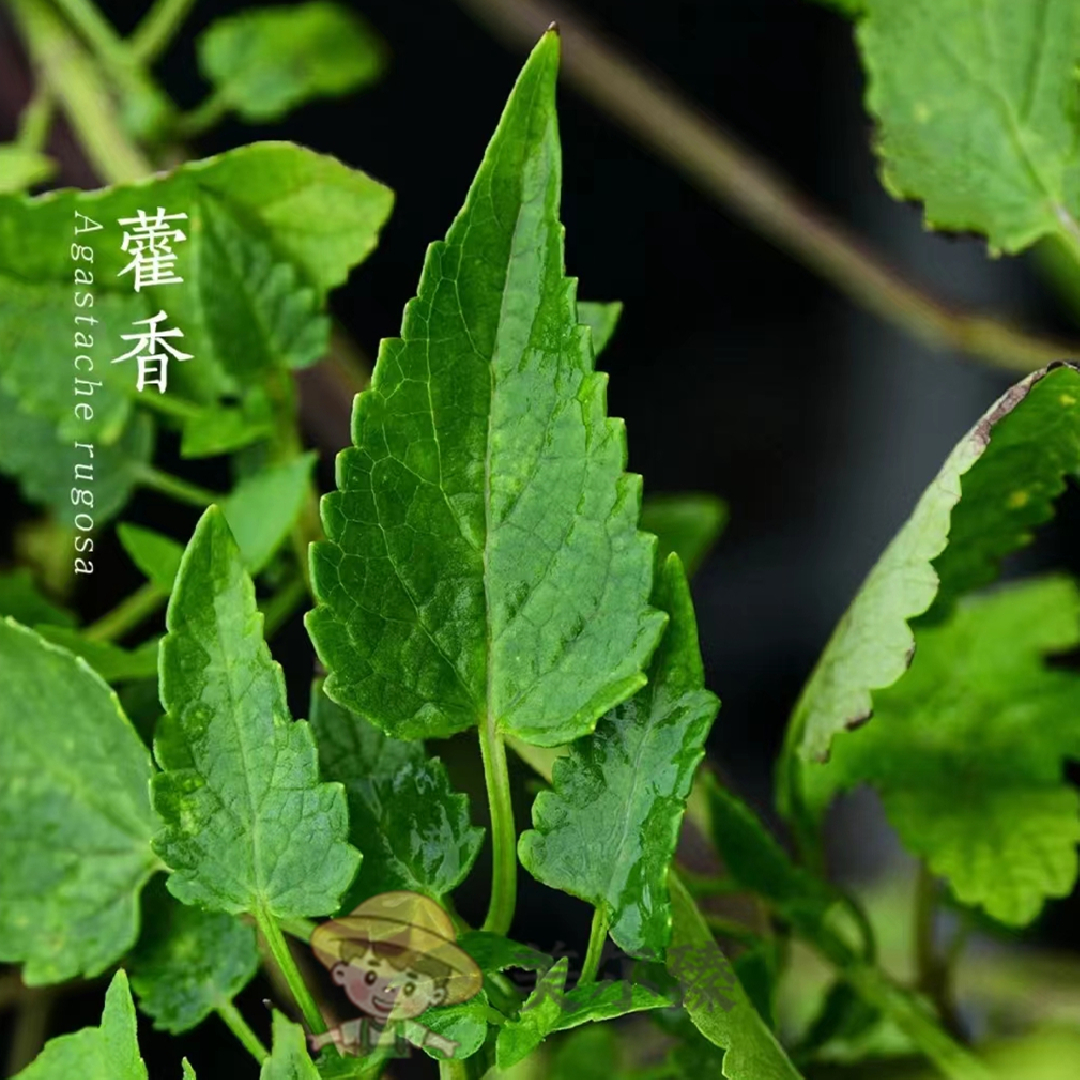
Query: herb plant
xmin=2 ymin=2 xmax=1080 ymax=1079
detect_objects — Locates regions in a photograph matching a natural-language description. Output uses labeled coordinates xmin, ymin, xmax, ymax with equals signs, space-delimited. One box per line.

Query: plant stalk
xmin=216 ymin=1000 xmax=269 ymax=1063
xmin=83 ymin=581 xmax=166 ymax=642
xmin=479 ymin=719 xmax=517 ymax=935
xmin=257 ymin=910 xmax=327 ymax=1035
xmin=578 ymin=907 xmax=610 ymax=985
xmin=136 ymin=465 xmax=220 ymax=508
xmin=130 ymin=0 xmax=199 ymax=63
xmin=8 ymin=0 xmax=151 ymax=184
xmin=455 ymin=0 xmax=1080 ymax=374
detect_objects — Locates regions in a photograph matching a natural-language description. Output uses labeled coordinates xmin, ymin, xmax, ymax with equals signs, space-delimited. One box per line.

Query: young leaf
xmin=152 ymin=506 xmax=359 ymax=918
xmin=494 ymin=957 xmax=673 ymax=1068
xmin=309 ymin=682 xmax=484 ymax=906
xmin=0 ymin=145 xmax=55 ymax=194
xmin=0 ymin=388 xmax=153 ymax=523
xmin=0 ymin=143 xmax=392 ymax=432
xmin=34 ymin=627 xmax=159 ymax=683
xmin=667 ymin=877 xmax=803 ymax=1079
xmin=519 ymin=554 xmax=719 ymax=959
xmin=640 ymin=493 xmax=728 ymax=577
xmin=118 ymin=524 xmax=185 ymax=592
xmin=577 ymin=301 xmax=623 ymax=357
xmin=0 ymin=569 xmax=75 ymax=628
xmin=411 ymin=987 xmax=492 ymax=1061
xmin=180 ymin=392 xmax=276 ymax=458
xmin=0 ymin=619 xmax=158 ymax=984
xmin=13 ymin=971 xmax=148 ymax=1080
xmin=307 ymin=30 xmax=666 ymax=745
xmin=198 ymin=3 xmax=385 ymax=123
xmin=704 ymin=775 xmax=834 ymax=927
xmin=783 ymin=364 xmax=1080 ymax=777
xmin=129 ymin=881 xmax=259 ymax=1033
xmin=803 ymin=577 xmax=1080 ymax=926
xmin=456 ymin=929 xmax=553 ymax=977
xmin=852 ymin=0 xmax=1080 ymax=253
xmin=263 ymin=1010 xmax=320 ymax=1080
xmin=221 ymin=453 xmax=317 ymax=574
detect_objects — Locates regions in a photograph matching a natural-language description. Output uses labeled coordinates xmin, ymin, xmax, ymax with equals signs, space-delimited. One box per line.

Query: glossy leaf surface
xmin=804 ymin=577 xmax=1080 ymax=925
xmin=307 ymin=31 xmax=665 ymax=745
xmin=152 ymin=507 xmax=358 ymax=917
xmin=309 ymin=682 xmax=483 ymax=906
xmin=520 ymin=554 xmax=718 ymax=958
xmin=0 ymin=620 xmax=158 ymax=984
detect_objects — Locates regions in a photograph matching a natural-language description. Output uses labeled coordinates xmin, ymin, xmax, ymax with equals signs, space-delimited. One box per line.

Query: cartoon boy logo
xmin=308 ymin=891 xmax=483 ymax=1059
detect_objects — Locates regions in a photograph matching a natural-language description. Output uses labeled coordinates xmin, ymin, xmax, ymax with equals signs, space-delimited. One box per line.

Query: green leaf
xmin=667 ymin=876 xmax=803 ymax=1079
xmin=118 ymin=524 xmax=185 ymax=592
xmin=262 ymin=1010 xmax=320 ymax=1080
xmin=704 ymin=772 xmax=834 ymax=924
xmin=852 ymin=0 xmax=1080 ymax=253
xmin=0 ymin=145 xmax=55 ymax=194
xmin=577 ymin=301 xmax=622 ymax=357
xmin=412 ymin=987 xmax=492 ymax=1061
xmin=152 ymin=506 xmax=359 ymax=918
xmin=0 ymin=388 xmax=153 ymax=523
xmin=14 ymin=971 xmax=148 ymax=1080
xmin=221 ymin=453 xmax=317 ymax=574
xmin=129 ymin=880 xmax=259 ymax=1033
xmin=34 ymin=627 xmax=160 ymax=683
xmin=456 ymin=930 xmax=553 ymax=977
xmin=307 ymin=31 xmax=665 ymax=745
xmin=198 ymin=3 xmax=385 ymax=123
xmin=180 ymin=392 xmax=276 ymax=458
xmin=309 ymin=681 xmax=484 ymax=905
xmin=0 ymin=569 xmax=75 ymax=628
xmin=118 ymin=455 xmax=312 ymax=588
xmin=783 ymin=364 xmax=1080 ymax=778
xmin=0 ymin=620 xmax=158 ymax=984
xmin=494 ymin=958 xmax=672 ymax=1068
xmin=804 ymin=576 xmax=1080 ymax=925
xmin=519 ymin=554 xmax=719 ymax=958
xmin=640 ymin=493 xmax=727 ymax=577
xmin=549 ymin=1025 xmax=624 ymax=1080
xmin=0 ymin=143 xmax=392 ymax=436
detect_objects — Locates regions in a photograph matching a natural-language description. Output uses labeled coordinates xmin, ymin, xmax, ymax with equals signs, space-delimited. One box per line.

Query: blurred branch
xmin=455 ymin=0 xmax=1079 ymax=374
xmin=5 ymin=985 xmax=55 ymax=1076
xmin=130 ymin=0 xmax=198 ymax=64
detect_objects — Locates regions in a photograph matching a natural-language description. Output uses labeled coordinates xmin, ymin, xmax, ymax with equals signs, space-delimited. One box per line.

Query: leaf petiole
xmin=479 ymin=718 xmax=517 ymax=935
xmin=129 ymin=0 xmax=198 ymax=64
xmin=82 ymin=581 xmax=166 ymax=643
xmin=135 ymin=465 xmax=220 ymax=508
xmin=215 ymin=1000 xmax=268 ymax=1064
xmin=578 ymin=907 xmax=610 ymax=986
xmin=256 ymin=910 xmax=326 ymax=1036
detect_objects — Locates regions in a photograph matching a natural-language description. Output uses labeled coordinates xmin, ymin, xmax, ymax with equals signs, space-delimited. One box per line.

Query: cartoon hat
xmin=310 ymin=891 xmax=483 ymax=1006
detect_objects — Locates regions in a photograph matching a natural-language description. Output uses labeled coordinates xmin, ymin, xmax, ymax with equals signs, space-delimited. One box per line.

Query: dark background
xmin=2 ymin=0 xmax=1079 ymax=1075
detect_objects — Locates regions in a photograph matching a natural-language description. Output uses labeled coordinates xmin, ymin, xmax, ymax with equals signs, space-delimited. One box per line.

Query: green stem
xmin=842 ymin=963 xmax=990 ymax=1080
xmin=174 ymin=92 xmax=231 ymax=138
xmin=439 ymin=1060 xmax=468 ymax=1080
xmin=479 ymin=719 xmax=517 ymax=935
xmin=130 ymin=0 xmax=199 ymax=63
xmin=216 ymin=1000 xmax=268 ymax=1063
xmin=136 ymin=465 xmax=220 ymax=508
xmin=49 ymin=0 xmax=166 ymax=125
xmin=83 ymin=581 xmax=166 ymax=642
xmin=8 ymin=0 xmax=151 ymax=183
xmin=578 ymin=907 xmax=610 ymax=986
xmin=257 ymin=910 xmax=326 ymax=1035
xmin=16 ymin=90 xmax=52 ymax=151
